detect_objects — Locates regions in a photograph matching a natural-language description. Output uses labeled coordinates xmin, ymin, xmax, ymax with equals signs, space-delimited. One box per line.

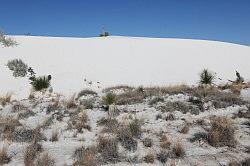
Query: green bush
xmin=31 ymin=76 xmax=51 ymax=91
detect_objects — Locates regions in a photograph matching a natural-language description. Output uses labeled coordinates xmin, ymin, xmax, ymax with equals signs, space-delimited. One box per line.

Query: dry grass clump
xmin=65 ymin=95 xmax=77 ymax=109
xmin=97 ymin=117 xmax=119 ymax=133
xmin=18 ymin=110 xmax=35 ymax=119
xmin=142 ymin=138 xmax=153 ymax=147
xmin=0 ymin=93 xmax=12 ymax=106
xmin=179 ymin=122 xmax=190 ymax=134
xmin=207 ymin=117 xmax=236 ymax=147
xmin=97 ymin=136 xmax=119 ymax=163
xmin=0 ymin=146 xmax=11 ymax=165
xmin=35 ymin=152 xmax=55 ymax=166
xmin=160 ymin=135 xmax=171 ymax=149
xmin=157 ymin=150 xmax=168 ymax=163
xmin=0 ymin=116 xmax=21 ymax=140
xmin=24 ymin=141 xmax=43 ymax=166
xmin=116 ymin=119 xmax=141 ymax=151
xmin=77 ymin=89 xmax=97 ymax=98
xmin=68 ymin=111 xmax=91 ymax=132
xmin=143 ymin=153 xmax=155 ymax=163
xmin=73 ymin=146 xmax=97 ymax=166
xmin=170 ymin=141 xmax=185 ymax=158
xmin=50 ymin=130 xmax=59 ymax=142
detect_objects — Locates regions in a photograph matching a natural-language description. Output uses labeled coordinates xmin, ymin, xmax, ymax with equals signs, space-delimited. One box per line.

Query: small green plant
xmin=199 ymin=69 xmax=215 ymax=85
xmin=102 ymin=93 xmax=116 ymax=105
xmin=31 ymin=76 xmax=51 ymax=91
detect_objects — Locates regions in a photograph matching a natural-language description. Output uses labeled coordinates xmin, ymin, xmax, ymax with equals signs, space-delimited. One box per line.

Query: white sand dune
xmin=1 ymin=36 xmax=250 ymax=98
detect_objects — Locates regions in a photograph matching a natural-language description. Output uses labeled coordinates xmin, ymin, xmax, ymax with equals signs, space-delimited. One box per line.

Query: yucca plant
xmin=102 ymin=93 xmax=116 ymax=105
xmin=199 ymin=69 xmax=215 ymax=85
xmin=31 ymin=76 xmax=51 ymax=91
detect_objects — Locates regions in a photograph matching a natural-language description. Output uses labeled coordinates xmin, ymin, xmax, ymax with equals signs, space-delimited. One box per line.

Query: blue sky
xmin=0 ymin=0 xmax=250 ymax=45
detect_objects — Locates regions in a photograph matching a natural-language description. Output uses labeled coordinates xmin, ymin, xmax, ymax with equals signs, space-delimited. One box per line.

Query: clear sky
xmin=0 ymin=0 xmax=250 ymax=45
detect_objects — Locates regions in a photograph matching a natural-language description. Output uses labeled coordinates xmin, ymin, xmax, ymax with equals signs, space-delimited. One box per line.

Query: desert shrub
xmin=11 ymin=127 xmax=47 ymax=142
xmin=80 ymin=99 xmax=95 ymax=109
xmin=0 ymin=93 xmax=12 ymax=106
xmin=188 ymin=132 xmax=208 ymax=142
xmin=0 ymin=116 xmax=21 ymax=140
xmin=68 ymin=111 xmax=90 ymax=132
xmin=142 ymin=138 xmax=153 ymax=147
xmin=170 ymin=141 xmax=185 ymax=158
xmin=65 ymin=95 xmax=77 ymax=109
xmin=102 ymin=93 xmax=116 ymax=105
xmin=143 ymin=153 xmax=155 ymax=163
xmin=207 ymin=117 xmax=236 ymax=147
xmin=128 ymin=118 xmax=142 ymax=138
xmin=179 ymin=122 xmax=190 ymax=134
xmin=160 ymin=135 xmax=171 ymax=149
xmin=192 ymin=87 xmax=245 ymax=108
xmin=0 ymin=31 xmax=18 ymax=47
xmin=117 ymin=126 xmax=138 ymax=151
xmin=31 ymin=76 xmax=51 ymax=91
xmin=115 ymin=90 xmax=146 ymax=105
xmin=7 ymin=59 xmax=28 ymax=77
xmin=35 ymin=152 xmax=55 ymax=166
xmin=157 ymin=151 xmax=168 ymax=163
xmin=165 ymin=113 xmax=175 ymax=121
xmin=73 ymin=146 xmax=97 ymax=166
xmin=97 ymin=117 xmax=119 ymax=133
xmin=50 ymin=130 xmax=59 ymax=142
xmin=199 ymin=69 xmax=215 ymax=85
xmin=97 ymin=136 xmax=119 ymax=163
xmin=102 ymin=85 xmax=134 ymax=93
xmin=0 ymin=146 xmax=11 ymax=165
xmin=12 ymin=102 xmax=27 ymax=112
xmin=148 ymin=96 xmax=164 ymax=106
xmin=24 ymin=142 xmax=43 ymax=166
xmin=77 ymin=89 xmax=97 ymax=98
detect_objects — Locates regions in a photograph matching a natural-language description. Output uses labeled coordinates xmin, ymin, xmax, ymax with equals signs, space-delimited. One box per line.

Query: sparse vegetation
xmin=207 ymin=117 xmax=236 ymax=147
xmin=0 ymin=146 xmax=11 ymax=165
xmin=97 ymin=136 xmax=119 ymax=163
xmin=35 ymin=152 xmax=55 ymax=166
xmin=144 ymin=153 xmax=155 ymax=163
xmin=170 ymin=141 xmax=185 ymax=158
xmin=160 ymin=135 xmax=171 ymax=149
xmin=73 ymin=146 xmax=97 ymax=166
xmin=142 ymin=138 xmax=153 ymax=147
xmin=24 ymin=141 xmax=43 ymax=166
